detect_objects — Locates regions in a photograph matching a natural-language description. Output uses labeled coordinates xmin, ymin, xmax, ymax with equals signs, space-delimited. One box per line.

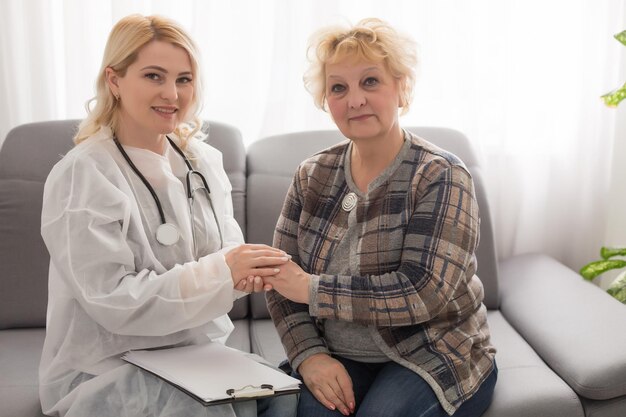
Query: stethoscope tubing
xmin=113 ymin=135 xmax=223 ymax=250
xmin=113 ymin=137 xmax=168 ymax=225
xmin=167 ymin=137 xmax=224 ymax=249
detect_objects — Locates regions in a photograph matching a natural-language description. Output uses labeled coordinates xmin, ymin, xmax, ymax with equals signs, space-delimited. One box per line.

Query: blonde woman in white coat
xmin=39 ymin=14 xmax=296 ymax=417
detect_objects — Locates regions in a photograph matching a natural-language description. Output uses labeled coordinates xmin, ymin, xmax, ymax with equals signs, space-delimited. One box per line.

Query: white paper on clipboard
xmin=122 ymin=342 xmax=300 ymax=405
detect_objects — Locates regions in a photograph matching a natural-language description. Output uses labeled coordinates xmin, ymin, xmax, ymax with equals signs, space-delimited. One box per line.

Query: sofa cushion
xmin=0 ymin=329 xmax=46 ymax=417
xmin=0 ymin=179 xmax=49 ymax=329
xmin=483 ymin=311 xmax=584 ymax=417
xmin=225 ymin=318 xmax=251 ymax=352
xmin=228 ymin=298 xmax=248 ymax=320
xmin=0 ymin=121 xmax=76 ymax=181
xmin=250 ymin=293 xmax=271 ymax=319
xmin=581 ymin=396 xmax=626 ymax=417
xmin=250 ymin=319 xmax=288 ymax=367
xmin=203 ymin=121 xmax=247 ymax=238
xmin=202 ymin=121 xmax=249 ymax=321
xmin=499 ymin=254 xmax=626 ymax=401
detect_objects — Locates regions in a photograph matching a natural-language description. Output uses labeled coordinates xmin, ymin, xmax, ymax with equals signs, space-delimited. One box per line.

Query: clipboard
xmin=122 ymin=342 xmax=301 ymax=406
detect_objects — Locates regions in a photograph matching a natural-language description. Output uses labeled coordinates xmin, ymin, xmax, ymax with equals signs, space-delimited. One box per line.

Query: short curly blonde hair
xmin=304 ymin=18 xmax=418 ymax=115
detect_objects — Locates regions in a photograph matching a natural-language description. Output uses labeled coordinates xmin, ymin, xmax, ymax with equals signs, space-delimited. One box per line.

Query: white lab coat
xmin=39 ymin=127 xmax=249 ymax=417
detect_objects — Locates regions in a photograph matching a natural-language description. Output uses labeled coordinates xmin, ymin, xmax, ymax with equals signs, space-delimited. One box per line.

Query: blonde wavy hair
xmin=74 ymin=14 xmax=203 ymax=147
xmin=303 ymin=18 xmax=418 ymax=115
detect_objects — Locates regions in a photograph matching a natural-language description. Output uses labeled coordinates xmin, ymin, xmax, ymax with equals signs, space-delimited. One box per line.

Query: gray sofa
xmin=1 ymin=120 xmax=625 ymax=417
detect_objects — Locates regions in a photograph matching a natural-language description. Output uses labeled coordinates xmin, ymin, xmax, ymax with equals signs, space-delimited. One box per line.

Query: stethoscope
xmin=113 ymin=135 xmax=224 ymax=251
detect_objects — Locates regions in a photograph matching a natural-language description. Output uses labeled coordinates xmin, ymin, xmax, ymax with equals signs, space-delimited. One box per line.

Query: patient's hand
xmin=299 ymin=353 xmax=355 ymax=416
xmin=262 ymin=260 xmax=310 ymax=304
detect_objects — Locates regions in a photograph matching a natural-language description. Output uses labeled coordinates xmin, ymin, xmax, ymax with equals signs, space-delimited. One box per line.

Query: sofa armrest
xmin=499 ymin=253 xmax=626 ymax=400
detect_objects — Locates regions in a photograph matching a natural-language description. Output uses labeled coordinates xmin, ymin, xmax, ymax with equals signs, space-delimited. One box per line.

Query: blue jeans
xmin=255 ymin=394 xmax=298 ymax=417
xmin=293 ymin=356 xmax=497 ymax=417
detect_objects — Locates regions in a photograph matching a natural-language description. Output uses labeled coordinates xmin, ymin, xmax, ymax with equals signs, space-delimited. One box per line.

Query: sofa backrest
xmin=0 ymin=120 xmax=248 ymax=330
xmin=245 ymin=127 xmax=499 ymax=315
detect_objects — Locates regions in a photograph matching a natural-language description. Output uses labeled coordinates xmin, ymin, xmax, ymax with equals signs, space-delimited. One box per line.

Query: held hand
xmin=299 ymin=353 xmax=355 ymax=416
xmin=262 ymin=260 xmax=310 ymax=304
xmin=225 ymin=244 xmax=289 ymax=287
xmin=234 ymin=275 xmax=266 ymax=293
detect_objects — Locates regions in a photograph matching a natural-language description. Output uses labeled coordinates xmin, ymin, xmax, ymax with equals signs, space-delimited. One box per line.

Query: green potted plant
xmin=579 ymin=30 xmax=626 ymax=304
xmin=580 ymin=248 xmax=626 ymax=303
xmin=601 ymin=30 xmax=626 ymax=106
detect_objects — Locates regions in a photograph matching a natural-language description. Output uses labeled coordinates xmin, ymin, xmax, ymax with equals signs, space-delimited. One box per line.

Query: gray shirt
xmin=309 ymin=136 xmax=413 ymax=362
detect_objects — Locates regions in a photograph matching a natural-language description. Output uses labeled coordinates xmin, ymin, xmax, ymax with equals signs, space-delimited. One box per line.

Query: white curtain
xmin=1 ymin=0 xmax=625 ymax=283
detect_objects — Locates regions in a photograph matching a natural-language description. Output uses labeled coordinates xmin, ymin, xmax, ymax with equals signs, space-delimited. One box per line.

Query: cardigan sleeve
xmin=265 ymin=172 xmax=330 ymax=370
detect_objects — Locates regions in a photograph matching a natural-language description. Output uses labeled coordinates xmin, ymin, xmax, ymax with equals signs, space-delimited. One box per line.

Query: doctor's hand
xmin=262 ymin=260 xmax=310 ymax=304
xmin=225 ymin=244 xmax=289 ymax=289
xmin=299 ymin=353 xmax=355 ymax=416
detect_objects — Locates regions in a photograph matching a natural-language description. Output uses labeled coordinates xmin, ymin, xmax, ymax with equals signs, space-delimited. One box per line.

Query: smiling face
xmin=106 ymin=40 xmax=194 ymax=147
xmin=325 ymin=58 xmax=402 ymax=144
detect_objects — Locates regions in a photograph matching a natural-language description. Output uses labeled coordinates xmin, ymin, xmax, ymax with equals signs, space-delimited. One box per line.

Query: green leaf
xmin=615 ymin=30 xmax=626 ymax=47
xmin=602 ymin=82 xmax=626 ymax=107
xmin=601 ymin=246 xmax=626 ymax=259
xmin=579 ymin=259 xmax=626 ymax=280
xmin=606 ymin=272 xmax=626 ymax=304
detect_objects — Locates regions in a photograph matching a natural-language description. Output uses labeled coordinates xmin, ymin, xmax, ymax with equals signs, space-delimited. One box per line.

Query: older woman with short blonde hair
xmin=265 ymin=18 xmax=497 ymax=417
xmin=303 ymin=18 xmax=417 ymax=114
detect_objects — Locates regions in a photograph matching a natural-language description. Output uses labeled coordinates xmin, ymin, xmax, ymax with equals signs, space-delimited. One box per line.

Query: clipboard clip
xmin=226 ymin=384 xmax=275 ymax=399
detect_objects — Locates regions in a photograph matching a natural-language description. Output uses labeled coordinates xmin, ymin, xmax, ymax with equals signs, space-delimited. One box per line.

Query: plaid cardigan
xmin=266 ymin=131 xmax=496 ymax=415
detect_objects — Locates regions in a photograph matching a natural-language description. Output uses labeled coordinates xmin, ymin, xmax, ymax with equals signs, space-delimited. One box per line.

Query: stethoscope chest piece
xmin=156 ymin=222 xmax=180 ymax=246
xmin=114 ymin=135 xmax=222 ymax=250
